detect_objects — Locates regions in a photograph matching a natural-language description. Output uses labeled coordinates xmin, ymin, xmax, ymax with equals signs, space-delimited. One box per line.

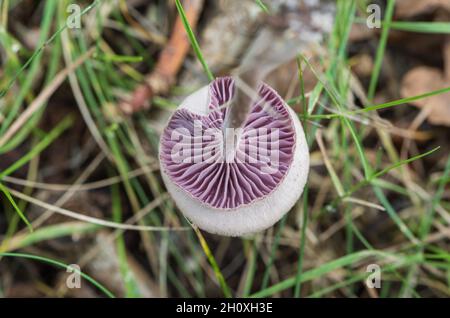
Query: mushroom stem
xmin=223 ymin=27 xmax=300 ymax=131
xmin=224 ymin=70 xmax=261 ymax=130
xmin=222 ymin=70 xmax=260 ymax=160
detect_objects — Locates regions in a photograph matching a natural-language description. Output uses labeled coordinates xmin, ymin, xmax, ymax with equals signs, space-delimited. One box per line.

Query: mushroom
xmin=159 ymin=76 xmax=309 ymax=236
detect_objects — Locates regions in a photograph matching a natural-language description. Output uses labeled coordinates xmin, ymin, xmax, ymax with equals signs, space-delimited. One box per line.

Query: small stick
xmin=120 ymin=0 xmax=204 ymax=114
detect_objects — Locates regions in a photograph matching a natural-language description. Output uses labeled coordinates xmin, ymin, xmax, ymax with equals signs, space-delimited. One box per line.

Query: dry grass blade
xmin=0 ymin=48 xmax=95 ymax=148
xmin=1 ymin=164 xmax=159 ymax=192
xmin=6 ymin=186 xmax=188 ymax=232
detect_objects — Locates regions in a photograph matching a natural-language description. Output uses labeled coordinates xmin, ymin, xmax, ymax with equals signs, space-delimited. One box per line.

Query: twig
xmin=120 ymin=0 xmax=205 ymax=114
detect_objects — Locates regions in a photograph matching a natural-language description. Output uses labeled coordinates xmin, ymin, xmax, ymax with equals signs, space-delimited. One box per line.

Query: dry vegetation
xmin=0 ymin=0 xmax=449 ymax=298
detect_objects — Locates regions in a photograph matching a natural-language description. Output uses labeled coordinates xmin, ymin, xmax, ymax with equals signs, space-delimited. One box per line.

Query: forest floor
xmin=0 ymin=0 xmax=450 ymax=298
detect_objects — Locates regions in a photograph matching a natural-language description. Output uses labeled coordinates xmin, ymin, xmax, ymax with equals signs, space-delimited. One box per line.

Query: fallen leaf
xmin=445 ymin=36 xmax=450 ymax=79
xmin=351 ymin=53 xmax=374 ymax=78
xmin=396 ymin=0 xmax=450 ymax=18
xmin=349 ymin=23 xmax=374 ymax=42
xmin=401 ymin=66 xmax=450 ymax=126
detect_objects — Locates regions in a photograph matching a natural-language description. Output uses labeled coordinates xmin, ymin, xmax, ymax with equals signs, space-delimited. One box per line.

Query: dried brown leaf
xmin=396 ymin=0 xmax=450 ymax=18
xmin=401 ymin=66 xmax=450 ymax=126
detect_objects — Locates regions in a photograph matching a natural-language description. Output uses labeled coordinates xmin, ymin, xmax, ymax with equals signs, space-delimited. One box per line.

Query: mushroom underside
xmin=160 ymin=77 xmax=309 ymax=236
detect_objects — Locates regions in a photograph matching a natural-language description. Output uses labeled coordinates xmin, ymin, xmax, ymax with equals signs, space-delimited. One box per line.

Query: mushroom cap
xmin=160 ymin=77 xmax=309 ymax=236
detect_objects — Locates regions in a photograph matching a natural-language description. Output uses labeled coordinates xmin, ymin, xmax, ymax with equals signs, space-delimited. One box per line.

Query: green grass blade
xmin=255 ymin=0 xmax=269 ymax=13
xmin=331 ymin=147 xmax=440 ymax=206
xmin=296 ymin=85 xmax=450 ymax=120
xmin=251 ymin=250 xmax=409 ymax=298
xmin=0 ymin=252 xmax=115 ymax=298
xmin=192 ymin=226 xmax=232 ymax=298
xmin=371 ymin=147 xmax=440 ymax=181
xmin=297 ymin=56 xmax=308 ymax=124
xmin=419 ymin=154 xmax=450 ymax=239
xmin=0 ymin=0 xmax=56 ymax=134
xmin=0 ymin=182 xmax=32 ymax=232
xmin=242 ymin=239 xmax=259 ymax=297
xmin=372 ymin=186 xmax=418 ymax=244
xmin=0 ymin=222 xmax=99 ymax=252
xmin=390 ymin=21 xmax=450 ymax=34
xmin=0 ymin=115 xmax=74 ymax=178
xmin=361 ymin=86 xmax=450 ymax=113
xmin=261 ymin=215 xmax=287 ymax=290
xmin=368 ymin=0 xmax=396 ymax=100
xmin=308 ymin=254 xmax=422 ymax=297
xmin=0 ymin=0 xmax=101 ymax=99
xmin=301 ymin=55 xmax=372 ymax=178
xmin=294 ymin=186 xmax=309 ymax=297
xmin=111 ymin=182 xmax=141 ymax=298
xmin=344 ymin=117 xmax=372 ymax=179
xmin=0 ymin=30 xmax=63 ymax=154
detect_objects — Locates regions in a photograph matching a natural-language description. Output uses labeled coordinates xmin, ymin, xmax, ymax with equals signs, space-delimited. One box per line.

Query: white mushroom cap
xmin=159 ymin=77 xmax=309 ymax=236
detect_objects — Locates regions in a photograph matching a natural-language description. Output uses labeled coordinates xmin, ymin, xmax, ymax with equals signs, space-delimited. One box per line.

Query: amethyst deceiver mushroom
xmin=160 ymin=77 xmax=309 ymax=236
